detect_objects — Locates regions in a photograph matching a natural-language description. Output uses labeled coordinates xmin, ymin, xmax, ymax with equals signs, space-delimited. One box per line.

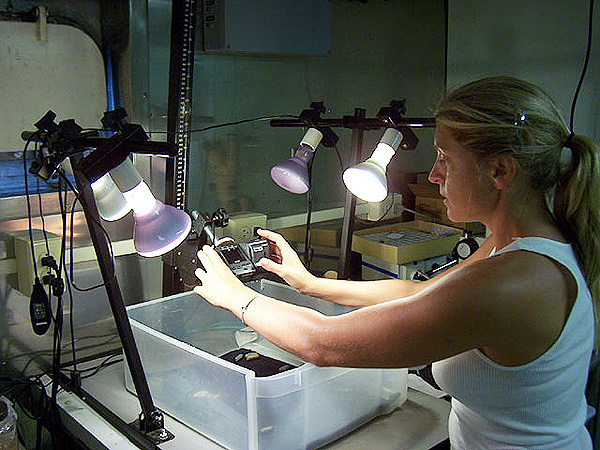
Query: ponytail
xmin=554 ymin=134 xmax=600 ymax=339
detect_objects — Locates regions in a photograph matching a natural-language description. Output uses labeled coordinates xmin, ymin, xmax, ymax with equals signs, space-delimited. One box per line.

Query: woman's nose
xmin=428 ymin=163 xmax=442 ymax=185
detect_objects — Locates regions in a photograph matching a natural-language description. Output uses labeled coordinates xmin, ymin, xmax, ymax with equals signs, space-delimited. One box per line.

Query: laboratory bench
xmin=50 ymin=356 xmax=450 ymax=450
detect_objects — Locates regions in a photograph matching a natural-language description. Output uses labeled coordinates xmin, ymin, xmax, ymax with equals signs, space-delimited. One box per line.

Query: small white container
xmin=125 ymin=279 xmax=407 ymax=450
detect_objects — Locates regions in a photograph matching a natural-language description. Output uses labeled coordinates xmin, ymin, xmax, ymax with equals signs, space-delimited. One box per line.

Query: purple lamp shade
xmin=270 ymin=146 xmax=312 ymax=194
xmin=132 ymin=200 xmax=192 ymax=258
xmin=109 ymin=158 xmax=191 ymax=257
xmin=119 ymin=178 xmax=191 ymax=257
xmin=270 ymin=128 xmax=323 ymax=194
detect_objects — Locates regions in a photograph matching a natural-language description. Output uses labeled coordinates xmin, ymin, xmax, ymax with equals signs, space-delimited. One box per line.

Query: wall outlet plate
xmin=218 ymin=212 xmax=267 ymax=242
xmin=367 ymin=193 xmax=403 ymax=221
xmin=5 ymin=230 xmax=62 ymax=296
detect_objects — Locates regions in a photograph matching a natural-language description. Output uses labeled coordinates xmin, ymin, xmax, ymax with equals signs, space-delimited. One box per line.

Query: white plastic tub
xmin=125 ymin=279 xmax=407 ymax=450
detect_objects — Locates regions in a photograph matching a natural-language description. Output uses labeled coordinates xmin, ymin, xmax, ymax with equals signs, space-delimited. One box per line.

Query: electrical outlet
xmin=219 ymin=212 xmax=267 ymax=242
xmin=5 ymin=230 xmax=62 ymax=296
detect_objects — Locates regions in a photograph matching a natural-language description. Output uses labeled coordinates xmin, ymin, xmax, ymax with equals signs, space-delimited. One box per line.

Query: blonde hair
xmin=434 ymin=76 xmax=600 ymax=340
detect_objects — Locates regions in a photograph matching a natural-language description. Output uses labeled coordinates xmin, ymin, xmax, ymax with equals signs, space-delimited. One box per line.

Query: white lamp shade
xmin=342 ymin=128 xmax=402 ymax=202
xmin=90 ymin=174 xmax=131 ymax=221
xmin=343 ymin=160 xmax=389 ymax=202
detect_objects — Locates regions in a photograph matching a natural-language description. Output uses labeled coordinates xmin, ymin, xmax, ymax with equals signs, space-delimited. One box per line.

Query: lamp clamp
xmin=26 ymin=111 xmax=91 ymax=181
xmin=101 ymin=107 xmax=129 ymax=131
xmin=317 ymin=127 xmax=339 ymax=148
xmin=375 ymin=100 xmax=420 ymax=150
xmin=297 ymin=102 xmax=339 ymax=148
xmin=376 ymin=99 xmax=407 ymax=120
xmin=172 ymin=208 xmax=230 ymax=286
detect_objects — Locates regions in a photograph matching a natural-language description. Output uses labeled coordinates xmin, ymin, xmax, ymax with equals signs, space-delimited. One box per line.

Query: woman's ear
xmin=490 ymin=154 xmax=517 ymax=190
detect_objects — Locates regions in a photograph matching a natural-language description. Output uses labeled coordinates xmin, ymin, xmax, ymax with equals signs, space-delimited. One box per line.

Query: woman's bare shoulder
xmin=437 ymin=249 xmax=576 ymax=365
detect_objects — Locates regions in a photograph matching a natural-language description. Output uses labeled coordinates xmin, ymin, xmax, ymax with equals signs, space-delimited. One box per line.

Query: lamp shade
xmin=90 ymin=174 xmax=131 ymax=221
xmin=120 ymin=181 xmax=192 ymax=257
xmin=131 ymin=199 xmax=192 ymax=257
xmin=110 ymin=158 xmax=191 ymax=257
xmin=343 ymin=160 xmax=389 ymax=202
xmin=271 ymin=128 xmax=323 ymax=194
xmin=343 ymin=128 xmax=403 ymax=202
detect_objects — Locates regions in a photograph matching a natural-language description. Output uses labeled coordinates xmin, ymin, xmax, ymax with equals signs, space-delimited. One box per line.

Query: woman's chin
xmin=445 ymin=208 xmax=464 ymax=224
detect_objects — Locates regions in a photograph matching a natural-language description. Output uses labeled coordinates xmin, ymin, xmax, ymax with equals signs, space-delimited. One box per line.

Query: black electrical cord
xmin=36 ymin=181 xmax=51 ymax=257
xmin=79 ymin=353 xmax=123 ymax=380
xmin=51 ymin=166 xmax=118 ymax=293
xmin=304 ymin=156 xmax=314 ymax=270
xmin=568 ymin=0 xmax=594 ymax=132
xmin=189 ymin=114 xmax=300 ymax=133
xmin=22 ymin=132 xmax=41 ymax=281
xmin=302 ymin=142 xmax=346 ymax=271
xmin=57 ymin=179 xmax=78 ymax=374
xmin=19 ymin=144 xmax=113 ymax=447
xmin=332 ymin=144 xmax=345 ymax=174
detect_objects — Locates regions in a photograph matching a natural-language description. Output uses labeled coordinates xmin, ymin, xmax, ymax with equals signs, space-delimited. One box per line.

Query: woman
xmin=194 ymin=77 xmax=600 ymax=449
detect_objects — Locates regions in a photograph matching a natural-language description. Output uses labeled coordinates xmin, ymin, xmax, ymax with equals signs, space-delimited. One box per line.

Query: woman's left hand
xmin=193 ymin=245 xmax=256 ymax=312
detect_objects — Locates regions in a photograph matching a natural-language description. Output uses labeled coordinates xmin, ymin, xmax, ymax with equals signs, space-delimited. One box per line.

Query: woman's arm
xmin=194 ymin=243 xmax=568 ymax=369
xmin=257 ymin=229 xmax=495 ymax=307
xmin=256 ymin=228 xmax=421 ymax=306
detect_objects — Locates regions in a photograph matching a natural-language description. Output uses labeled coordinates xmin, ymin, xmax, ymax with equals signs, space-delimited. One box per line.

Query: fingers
xmin=196 ymin=247 xmax=213 ymax=272
xmin=194 ymin=246 xmax=220 ymax=288
xmin=256 ymin=228 xmax=277 ymax=239
xmin=257 ymin=256 xmax=282 ymax=275
xmin=193 ymin=285 xmax=204 ymax=296
xmin=257 ymin=229 xmax=287 ymax=249
xmin=257 ymin=228 xmax=295 ymax=256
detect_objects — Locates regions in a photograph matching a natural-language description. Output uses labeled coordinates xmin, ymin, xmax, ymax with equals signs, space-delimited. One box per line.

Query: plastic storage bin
xmin=125 ymin=279 xmax=408 ymax=450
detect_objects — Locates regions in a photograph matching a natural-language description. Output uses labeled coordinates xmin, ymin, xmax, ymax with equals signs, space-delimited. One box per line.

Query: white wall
xmin=447 ymin=0 xmax=599 ymax=141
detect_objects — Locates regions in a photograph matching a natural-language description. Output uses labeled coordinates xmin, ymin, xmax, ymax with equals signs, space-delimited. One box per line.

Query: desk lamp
xmin=270 ymin=101 xmax=434 ymax=279
xmin=25 ymin=109 xmax=188 ymax=443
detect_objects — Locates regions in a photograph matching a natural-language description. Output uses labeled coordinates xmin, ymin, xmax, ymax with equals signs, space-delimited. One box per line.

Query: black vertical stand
xmin=163 ymin=0 xmax=197 ymax=297
xmin=71 ymin=158 xmax=174 ymax=444
xmin=337 ymin=109 xmax=365 ymax=280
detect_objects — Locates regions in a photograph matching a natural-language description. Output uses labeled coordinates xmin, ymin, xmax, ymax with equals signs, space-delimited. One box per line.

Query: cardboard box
xmin=351 ymin=220 xmax=462 ymax=266
xmin=276 ymin=219 xmax=342 ymax=248
xmin=408 ymin=176 xmax=485 ymax=235
xmin=361 ymin=253 xmax=450 ymax=281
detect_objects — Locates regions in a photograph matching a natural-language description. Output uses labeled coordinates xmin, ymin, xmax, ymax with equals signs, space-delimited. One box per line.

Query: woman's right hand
xmin=256 ymin=229 xmax=316 ymax=294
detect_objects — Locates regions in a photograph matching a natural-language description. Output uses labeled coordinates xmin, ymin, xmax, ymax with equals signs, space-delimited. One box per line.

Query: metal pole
xmin=163 ymin=0 xmax=198 ymax=296
xmin=71 ymin=159 xmax=173 ymax=443
xmin=337 ymin=109 xmax=366 ymax=279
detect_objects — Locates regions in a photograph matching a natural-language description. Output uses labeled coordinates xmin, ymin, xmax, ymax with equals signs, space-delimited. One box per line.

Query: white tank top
xmin=432 ymin=237 xmax=594 ymax=449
